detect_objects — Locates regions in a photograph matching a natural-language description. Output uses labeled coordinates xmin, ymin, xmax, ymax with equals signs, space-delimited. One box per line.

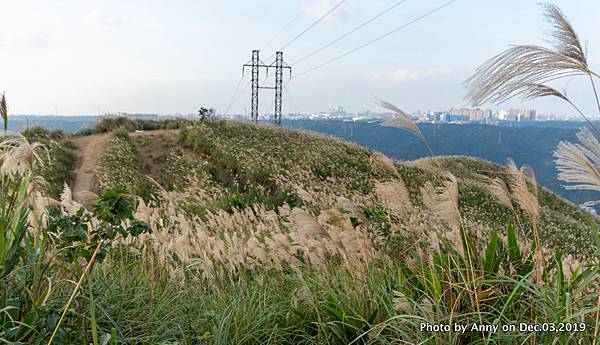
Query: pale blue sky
xmin=1 ymin=0 xmax=599 ymax=116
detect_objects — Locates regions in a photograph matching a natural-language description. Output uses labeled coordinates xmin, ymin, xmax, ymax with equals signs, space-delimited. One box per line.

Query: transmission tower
xmin=242 ymin=50 xmax=262 ymax=122
xmin=274 ymin=52 xmax=293 ymax=125
xmin=242 ymin=50 xmax=291 ymax=125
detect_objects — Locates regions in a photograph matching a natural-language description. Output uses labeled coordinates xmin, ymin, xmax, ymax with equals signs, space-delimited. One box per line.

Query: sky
xmin=1 ymin=0 xmax=600 ymax=116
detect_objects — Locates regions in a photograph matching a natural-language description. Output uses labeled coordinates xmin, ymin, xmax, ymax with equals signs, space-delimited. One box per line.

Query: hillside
xmin=9 ymin=118 xmax=600 ymax=344
xmin=285 ymin=119 xmax=599 ymax=208
xmin=56 ymin=120 xmax=593 ymax=258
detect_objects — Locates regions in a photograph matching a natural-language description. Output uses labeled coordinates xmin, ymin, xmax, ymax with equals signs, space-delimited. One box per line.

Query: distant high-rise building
xmin=447 ymin=107 xmax=492 ymax=122
xmin=507 ymin=108 xmax=536 ymax=121
xmin=497 ymin=109 xmax=508 ymax=121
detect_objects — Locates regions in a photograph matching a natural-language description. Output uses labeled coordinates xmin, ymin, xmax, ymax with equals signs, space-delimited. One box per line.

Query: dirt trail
xmin=130 ymin=130 xmax=180 ymax=177
xmin=71 ymin=134 xmax=108 ymax=200
xmin=70 ymin=130 xmax=180 ymax=201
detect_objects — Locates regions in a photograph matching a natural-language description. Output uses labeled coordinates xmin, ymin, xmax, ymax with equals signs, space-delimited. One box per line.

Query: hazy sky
xmin=1 ymin=0 xmax=600 ymax=116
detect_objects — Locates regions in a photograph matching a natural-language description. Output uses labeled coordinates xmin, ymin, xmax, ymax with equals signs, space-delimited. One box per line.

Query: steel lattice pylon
xmin=243 ymin=50 xmax=291 ymax=125
xmin=250 ymin=50 xmax=259 ymax=122
xmin=274 ymin=52 xmax=283 ymax=125
xmin=242 ymin=50 xmax=292 ymax=126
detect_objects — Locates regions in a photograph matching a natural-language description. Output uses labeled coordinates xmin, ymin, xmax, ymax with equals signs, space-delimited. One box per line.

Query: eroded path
xmin=70 ymin=134 xmax=108 ymax=200
xmin=70 ymin=130 xmax=180 ymax=201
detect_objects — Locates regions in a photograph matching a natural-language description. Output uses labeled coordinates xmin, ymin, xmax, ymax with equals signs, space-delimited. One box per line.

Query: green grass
xmin=28 ymin=131 xmax=77 ymax=198
xmin=179 ymin=121 xmax=389 ymax=199
xmin=4 ymin=120 xmax=600 ymax=344
xmin=96 ymin=131 xmax=155 ymax=201
xmin=72 ymin=116 xmax=191 ymax=137
xmin=91 ymin=121 xmax=595 ymax=258
xmin=60 ymin=224 xmax=600 ymax=344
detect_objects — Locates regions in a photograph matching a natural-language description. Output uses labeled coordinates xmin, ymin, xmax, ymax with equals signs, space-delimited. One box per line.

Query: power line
xmin=224 ymin=74 xmax=248 ymax=115
xmin=284 ymin=82 xmax=300 ymax=114
xmin=224 ymin=57 xmax=272 ymax=116
xmin=293 ymin=0 xmax=458 ymax=79
xmin=278 ymin=0 xmax=347 ymax=52
xmin=228 ymin=79 xmax=250 ymax=116
xmin=227 ymin=1 xmax=311 ymax=118
xmin=261 ymin=0 xmax=316 ymax=52
xmin=292 ymin=0 xmax=410 ymax=66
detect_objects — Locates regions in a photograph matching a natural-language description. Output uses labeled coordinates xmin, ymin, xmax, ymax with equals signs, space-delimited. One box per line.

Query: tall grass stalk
xmin=0 ymin=93 xmax=6 ymax=132
xmin=375 ymin=98 xmax=487 ymax=325
xmin=47 ymin=241 xmax=103 ymax=345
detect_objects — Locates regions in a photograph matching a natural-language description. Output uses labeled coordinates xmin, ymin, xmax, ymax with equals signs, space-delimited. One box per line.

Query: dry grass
xmin=465 ymin=4 xmax=596 ymax=106
xmin=0 ymin=131 xmax=46 ymax=176
xmin=506 ymin=159 xmax=540 ymax=229
xmin=122 ymin=188 xmax=377 ymax=282
xmin=369 ymin=152 xmax=400 ymax=178
xmin=506 ymin=159 xmax=544 ymax=279
xmin=375 ymin=98 xmax=426 ymax=142
xmin=554 ymin=127 xmax=600 ymax=197
xmin=0 ymin=92 xmax=7 ymax=131
xmin=374 ymin=180 xmax=413 ymax=214
xmin=486 ymin=176 xmax=514 ymax=212
xmin=88 ymin=122 xmax=596 ymax=267
xmin=421 ymin=173 xmax=460 ymax=231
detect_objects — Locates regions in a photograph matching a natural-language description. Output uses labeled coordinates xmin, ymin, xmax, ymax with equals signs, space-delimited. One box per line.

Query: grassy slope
xmin=286 ymin=119 xmax=599 ymax=207
xmin=11 ymin=120 xmax=597 ymax=344
xmin=25 ymin=127 xmax=77 ymax=198
xmin=97 ymin=120 xmax=593 ymax=257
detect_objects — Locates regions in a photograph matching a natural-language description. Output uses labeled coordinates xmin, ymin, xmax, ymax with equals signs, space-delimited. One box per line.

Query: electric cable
xmin=291 ymin=0 xmax=410 ymax=65
xmin=293 ymin=0 xmax=458 ymax=79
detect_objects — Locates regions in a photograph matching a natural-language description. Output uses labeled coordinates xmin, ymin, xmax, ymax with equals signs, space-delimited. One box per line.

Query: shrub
xmin=22 ymin=125 xmax=50 ymax=141
xmin=111 ymin=127 xmax=130 ymax=141
xmin=72 ymin=117 xmax=193 ymax=137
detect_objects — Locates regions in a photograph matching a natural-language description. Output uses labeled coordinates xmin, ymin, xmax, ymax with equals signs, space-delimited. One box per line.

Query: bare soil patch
xmin=71 ymin=134 xmax=109 ymax=200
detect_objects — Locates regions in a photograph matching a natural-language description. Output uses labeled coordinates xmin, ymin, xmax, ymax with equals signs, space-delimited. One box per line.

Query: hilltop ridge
xmin=45 ymin=120 xmax=594 ymax=258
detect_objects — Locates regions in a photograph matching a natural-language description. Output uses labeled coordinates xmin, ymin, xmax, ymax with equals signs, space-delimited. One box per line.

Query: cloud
xmin=22 ymin=34 xmax=50 ymax=49
xmin=84 ymin=10 xmax=126 ymax=26
xmin=0 ymin=32 xmax=50 ymax=50
xmin=374 ymin=68 xmax=448 ymax=83
xmin=302 ymin=0 xmax=350 ymax=22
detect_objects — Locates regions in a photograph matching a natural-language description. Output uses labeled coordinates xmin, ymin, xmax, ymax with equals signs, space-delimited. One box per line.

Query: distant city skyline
xmin=1 ymin=1 xmax=599 ymax=116
xmin=8 ymin=105 xmax=591 ymax=123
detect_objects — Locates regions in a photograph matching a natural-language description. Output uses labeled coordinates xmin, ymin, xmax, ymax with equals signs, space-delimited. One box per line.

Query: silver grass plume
xmin=520 ymin=164 xmax=539 ymax=199
xmin=506 ymin=158 xmax=544 ymax=278
xmin=369 ymin=152 xmax=400 ymax=177
xmin=376 ymin=97 xmax=441 ymax=162
xmin=465 ymin=4 xmax=597 ymax=106
xmin=486 ymin=177 xmax=515 ymax=213
xmin=506 ymin=159 xmax=540 ymax=228
xmin=421 ymin=173 xmax=461 ymax=234
xmin=554 ymin=127 xmax=600 ymax=193
xmin=0 ymin=131 xmax=44 ymax=176
xmin=375 ymin=98 xmax=424 ymax=140
xmin=0 ymin=92 xmax=6 ymax=131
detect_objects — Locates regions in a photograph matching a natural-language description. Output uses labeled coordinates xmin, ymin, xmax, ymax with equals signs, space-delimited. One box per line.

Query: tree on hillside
xmin=198 ymin=107 xmax=216 ymax=122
